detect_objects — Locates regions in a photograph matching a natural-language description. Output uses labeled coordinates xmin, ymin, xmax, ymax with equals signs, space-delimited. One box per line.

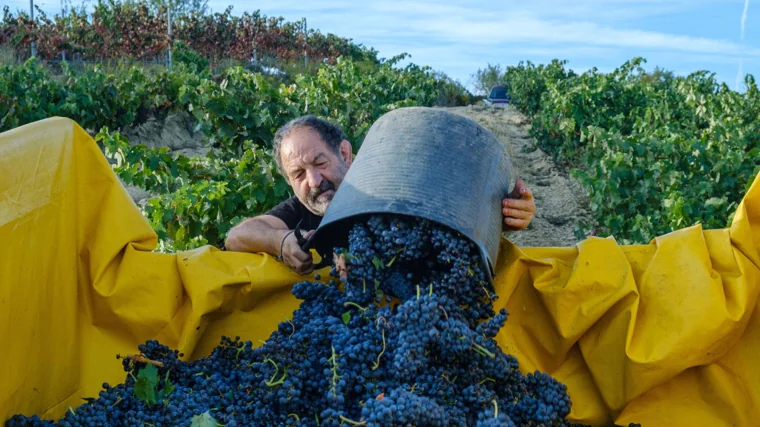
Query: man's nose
xmin=306 ymin=169 xmax=322 ymax=188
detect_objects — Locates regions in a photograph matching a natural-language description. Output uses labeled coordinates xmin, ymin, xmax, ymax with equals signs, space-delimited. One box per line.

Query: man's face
xmin=280 ymin=127 xmax=352 ymax=216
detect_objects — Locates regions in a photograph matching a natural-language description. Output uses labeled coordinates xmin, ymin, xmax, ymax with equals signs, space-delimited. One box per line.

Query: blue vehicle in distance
xmin=483 ymin=84 xmax=511 ymax=106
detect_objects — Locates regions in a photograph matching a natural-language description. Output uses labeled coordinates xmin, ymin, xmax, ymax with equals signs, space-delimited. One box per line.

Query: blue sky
xmin=20 ymin=0 xmax=760 ymax=94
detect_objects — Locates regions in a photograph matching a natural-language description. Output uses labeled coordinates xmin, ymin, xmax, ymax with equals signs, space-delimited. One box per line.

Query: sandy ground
xmin=442 ymin=104 xmax=593 ymax=248
xmin=122 ymin=111 xmax=209 ymax=156
xmin=121 ymin=111 xmax=209 ymax=204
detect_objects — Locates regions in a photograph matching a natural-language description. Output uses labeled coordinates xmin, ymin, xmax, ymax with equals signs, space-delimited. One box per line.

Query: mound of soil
xmin=122 ymin=111 xmax=207 ymax=153
xmin=120 ymin=111 xmax=209 ymax=204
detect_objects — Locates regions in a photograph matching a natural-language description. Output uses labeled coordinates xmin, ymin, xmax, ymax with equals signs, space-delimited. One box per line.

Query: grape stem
xmin=482 ymin=286 xmax=492 ymax=299
xmin=235 ymin=346 xmax=245 ymax=360
xmin=372 ymin=329 xmax=386 ymax=370
xmin=123 ymin=354 xmax=165 ymax=368
xmin=441 ymin=373 xmax=453 ymax=383
xmin=492 ymin=399 xmax=499 ymax=418
xmin=264 ymin=358 xmax=287 ymax=387
xmin=286 ymin=318 xmax=295 ymax=338
xmin=344 ymin=301 xmax=368 ymax=312
xmin=329 ymin=346 xmax=341 ymax=397
xmin=375 ymin=316 xmax=388 ymax=328
xmin=438 ymin=306 xmax=448 ymax=319
xmin=386 ymin=254 xmax=398 ymax=267
xmin=339 ymin=415 xmax=366 ymax=426
xmin=472 ymin=342 xmax=495 ymax=358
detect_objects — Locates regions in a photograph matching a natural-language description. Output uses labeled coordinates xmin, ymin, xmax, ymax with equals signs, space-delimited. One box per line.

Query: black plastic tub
xmin=305 ymin=106 xmax=512 ymax=283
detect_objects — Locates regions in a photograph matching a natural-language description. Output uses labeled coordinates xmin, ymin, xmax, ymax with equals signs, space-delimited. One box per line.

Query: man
xmin=225 ymin=115 xmax=536 ymax=275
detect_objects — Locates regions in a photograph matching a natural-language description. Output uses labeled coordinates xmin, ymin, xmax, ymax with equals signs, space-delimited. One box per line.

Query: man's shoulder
xmin=273 ymin=195 xmax=302 ymax=210
xmin=265 ymin=195 xmax=321 ymax=230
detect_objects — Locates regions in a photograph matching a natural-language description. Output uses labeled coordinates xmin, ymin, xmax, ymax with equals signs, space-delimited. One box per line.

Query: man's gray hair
xmin=272 ymin=115 xmax=348 ymax=179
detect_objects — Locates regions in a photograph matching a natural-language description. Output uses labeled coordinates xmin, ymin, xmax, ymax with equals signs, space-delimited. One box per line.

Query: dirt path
xmin=441 ymin=105 xmax=593 ymax=248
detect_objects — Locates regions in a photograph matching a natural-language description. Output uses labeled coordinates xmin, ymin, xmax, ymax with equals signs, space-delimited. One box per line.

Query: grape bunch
xmin=6 ymin=214 xmax=594 ymax=427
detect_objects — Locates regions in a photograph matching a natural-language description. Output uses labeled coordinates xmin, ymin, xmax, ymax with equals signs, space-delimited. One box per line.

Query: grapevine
xmin=502 ymin=57 xmax=760 ymax=244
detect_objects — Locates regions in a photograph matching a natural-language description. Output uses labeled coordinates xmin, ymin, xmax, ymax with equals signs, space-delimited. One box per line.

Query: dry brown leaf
xmin=333 ymin=253 xmax=348 ymax=280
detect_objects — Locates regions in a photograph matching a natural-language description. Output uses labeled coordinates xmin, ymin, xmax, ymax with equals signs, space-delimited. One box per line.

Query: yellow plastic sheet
xmin=1 ymin=117 xmax=759 ymax=426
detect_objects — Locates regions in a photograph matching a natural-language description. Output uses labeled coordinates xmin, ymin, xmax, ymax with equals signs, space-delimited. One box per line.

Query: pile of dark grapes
xmin=7 ymin=214 xmax=593 ymax=427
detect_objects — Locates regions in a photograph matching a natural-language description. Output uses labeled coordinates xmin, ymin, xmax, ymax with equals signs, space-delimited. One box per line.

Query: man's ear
xmin=339 ymin=140 xmax=353 ymax=167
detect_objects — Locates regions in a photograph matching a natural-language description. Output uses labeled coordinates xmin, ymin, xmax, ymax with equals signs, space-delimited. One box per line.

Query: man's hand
xmin=281 ymin=230 xmax=314 ymax=275
xmin=502 ymin=177 xmax=535 ymax=231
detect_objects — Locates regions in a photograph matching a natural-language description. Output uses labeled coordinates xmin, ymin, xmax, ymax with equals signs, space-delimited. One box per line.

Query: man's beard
xmin=301 ymin=159 xmax=348 ymax=216
xmin=304 ymin=179 xmax=337 ymax=216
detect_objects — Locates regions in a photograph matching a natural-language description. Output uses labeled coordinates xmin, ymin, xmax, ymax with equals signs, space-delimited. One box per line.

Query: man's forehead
xmin=281 ymin=128 xmax=330 ymax=164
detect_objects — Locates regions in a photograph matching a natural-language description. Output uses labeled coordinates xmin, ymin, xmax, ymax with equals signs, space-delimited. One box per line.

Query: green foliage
xmin=172 ymin=41 xmax=209 ymax=72
xmin=180 ymin=66 xmax=299 ymax=154
xmin=0 ymin=58 xmax=65 ymax=130
xmin=132 ymin=364 xmax=174 ymax=406
xmin=471 ymin=63 xmax=504 ymax=96
xmin=190 ymin=411 xmax=222 ymax=427
xmin=503 ymin=59 xmax=576 ymax=116
xmin=506 ymin=57 xmax=760 ymax=244
xmin=528 ymin=58 xmax=655 ymax=162
xmin=58 ymin=62 xmax=156 ymax=131
xmin=0 ymin=58 xmax=197 ymax=133
xmin=293 ymin=54 xmax=442 ymax=149
xmin=432 ymin=71 xmax=480 ymax=107
xmin=98 ymin=129 xmax=290 ymax=251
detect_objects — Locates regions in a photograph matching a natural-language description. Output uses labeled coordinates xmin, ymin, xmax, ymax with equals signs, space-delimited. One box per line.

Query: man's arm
xmin=225 ymin=215 xmax=315 ymax=275
xmin=224 ymin=215 xmax=290 ymax=255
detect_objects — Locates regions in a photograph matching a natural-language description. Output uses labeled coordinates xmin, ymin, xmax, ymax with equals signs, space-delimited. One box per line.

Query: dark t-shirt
xmin=265 ymin=196 xmax=323 ymax=231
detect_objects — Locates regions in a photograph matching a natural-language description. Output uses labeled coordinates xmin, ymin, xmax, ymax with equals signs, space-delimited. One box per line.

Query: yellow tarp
xmin=1 ymin=117 xmax=759 ymax=426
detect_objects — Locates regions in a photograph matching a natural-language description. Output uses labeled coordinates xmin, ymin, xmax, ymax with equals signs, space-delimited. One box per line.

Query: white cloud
xmin=222 ymin=1 xmax=759 ymax=58
xmin=418 ymin=18 xmax=760 ymax=57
